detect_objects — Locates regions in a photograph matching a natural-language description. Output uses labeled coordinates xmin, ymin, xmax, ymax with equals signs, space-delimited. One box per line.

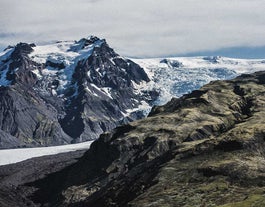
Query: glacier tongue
xmin=0 ymin=140 xmax=94 ymax=166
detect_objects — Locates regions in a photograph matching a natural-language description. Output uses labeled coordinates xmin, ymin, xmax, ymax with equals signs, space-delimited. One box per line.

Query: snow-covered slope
xmin=133 ymin=56 xmax=265 ymax=105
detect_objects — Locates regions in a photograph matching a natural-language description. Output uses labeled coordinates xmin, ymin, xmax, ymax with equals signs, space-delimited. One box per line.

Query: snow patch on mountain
xmin=30 ymin=41 xmax=77 ymax=64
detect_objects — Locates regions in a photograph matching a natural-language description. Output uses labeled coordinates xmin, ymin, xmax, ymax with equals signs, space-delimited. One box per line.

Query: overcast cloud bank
xmin=1 ymin=0 xmax=265 ymax=58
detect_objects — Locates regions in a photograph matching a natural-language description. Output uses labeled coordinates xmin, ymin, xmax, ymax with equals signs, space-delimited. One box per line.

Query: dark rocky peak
xmin=6 ymin=43 xmax=39 ymax=87
xmin=6 ymin=42 xmax=37 ymax=70
xmin=0 ymin=42 xmax=38 ymax=87
xmin=56 ymin=37 xmax=155 ymax=142
xmin=77 ymin=41 xmax=149 ymax=90
xmin=70 ymin=36 xmax=104 ymax=52
xmin=10 ymin=42 xmax=35 ymax=60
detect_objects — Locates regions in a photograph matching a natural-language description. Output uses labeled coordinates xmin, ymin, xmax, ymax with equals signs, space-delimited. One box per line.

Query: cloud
xmin=0 ymin=0 xmax=265 ymax=57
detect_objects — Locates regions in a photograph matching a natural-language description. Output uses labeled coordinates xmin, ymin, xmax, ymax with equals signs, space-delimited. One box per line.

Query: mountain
xmin=1 ymin=36 xmax=265 ymax=149
xmin=0 ymin=36 xmax=156 ymax=148
xmin=1 ymin=71 xmax=265 ymax=206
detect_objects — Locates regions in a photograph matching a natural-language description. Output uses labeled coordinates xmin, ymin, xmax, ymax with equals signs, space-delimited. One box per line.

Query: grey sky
xmin=1 ymin=0 xmax=265 ymax=57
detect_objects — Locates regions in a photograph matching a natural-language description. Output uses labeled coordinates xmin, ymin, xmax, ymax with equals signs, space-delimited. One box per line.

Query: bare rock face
xmin=2 ymin=71 xmax=263 ymax=207
xmin=0 ymin=86 xmax=72 ymax=146
xmin=0 ymin=130 xmax=22 ymax=148
xmin=0 ymin=37 xmax=156 ymax=148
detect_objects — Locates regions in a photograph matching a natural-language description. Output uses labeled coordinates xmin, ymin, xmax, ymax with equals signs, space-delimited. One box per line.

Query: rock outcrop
xmin=1 ymin=71 xmax=265 ymax=206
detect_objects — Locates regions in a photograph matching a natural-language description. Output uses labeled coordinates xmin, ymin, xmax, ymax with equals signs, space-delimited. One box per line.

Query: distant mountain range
xmin=1 ymin=36 xmax=265 ymax=148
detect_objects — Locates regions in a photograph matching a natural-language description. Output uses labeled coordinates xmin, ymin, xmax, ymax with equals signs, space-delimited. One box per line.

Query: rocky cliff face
xmin=0 ymin=36 xmax=156 ymax=148
xmin=2 ymin=71 xmax=265 ymax=206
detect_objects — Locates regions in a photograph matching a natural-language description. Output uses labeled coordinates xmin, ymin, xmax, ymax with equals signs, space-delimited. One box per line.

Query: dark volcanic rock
xmin=0 ymin=129 xmax=22 ymax=148
xmin=0 ymin=86 xmax=71 ymax=148
xmin=3 ymin=71 xmax=264 ymax=206
xmin=8 ymin=43 xmax=39 ymax=86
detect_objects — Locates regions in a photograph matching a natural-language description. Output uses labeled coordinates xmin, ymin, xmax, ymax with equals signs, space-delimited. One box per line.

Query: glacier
xmin=0 ymin=140 xmax=93 ymax=166
xmin=133 ymin=56 xmax=265 ymax=105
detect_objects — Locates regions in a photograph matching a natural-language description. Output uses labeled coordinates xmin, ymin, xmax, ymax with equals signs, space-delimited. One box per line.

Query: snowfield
xmin=0 ymin=141 xmax=94 ymax=166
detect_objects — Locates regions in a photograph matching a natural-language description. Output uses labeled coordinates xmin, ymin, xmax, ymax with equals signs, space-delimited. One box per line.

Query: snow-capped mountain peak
xmin=0 ymin=36 xmax=155 ymax=148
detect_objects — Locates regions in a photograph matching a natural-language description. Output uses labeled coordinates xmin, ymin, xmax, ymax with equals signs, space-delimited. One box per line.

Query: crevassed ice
xmin=133 ymin=56 xmax=265 ymax=106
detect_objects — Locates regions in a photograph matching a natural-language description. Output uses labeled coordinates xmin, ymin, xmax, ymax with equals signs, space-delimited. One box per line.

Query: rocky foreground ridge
xmin=1 ymin=71 xmax=265 ymax=206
